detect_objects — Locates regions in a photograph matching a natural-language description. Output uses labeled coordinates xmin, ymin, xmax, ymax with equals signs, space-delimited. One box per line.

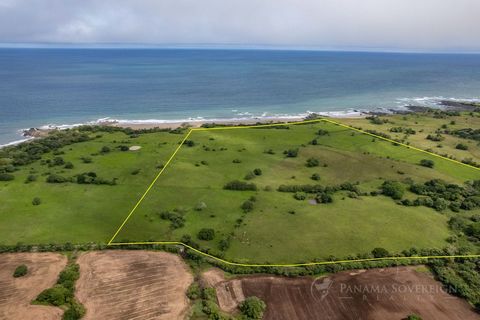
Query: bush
xmin=32 ymin=197 xmax=41 ymax=206
xmin=283 ymin=148 xmax=299 ymax=157
xmin=406 ymin=315 xmax=423 ymax=320
xmin=46 ymin=174 xmax=67 ymax=183
xmin=198 ymin=228 xmax=215 ymax=241
xmin=184 ymin=140 xmax=195 ymax=147
xmin=186 ymin=283 xmax=201 ymax=300
xmin=159 ymin=211 xmax=185 ymax=229
xmin=381 ymin=181 xmax=405 ymax=200
xmin=36 ymin=285 xmax=70 ymax=306
xmin=239 ymin=296 xmax=266 ymax=320
xmin=100 ymin=146 xmax=111 ymax=153
xmin=25 ymin=174 xmax=37 ymax=183
xmin=306 ymin=157 xmax=320 ymax=167
xmin=241 ymin=200 xmax=255 ymax=212
xmin=195 ymin=202 xmax=207 ymax=211
xmin=420 ymin=159 xmax=434 ymax=168
xmin=64 ymin=162 xmax=74 ymax=169
xmin=372 ymin=247 xmax=390 ymax=258
xmin=63 ymin=301 xmax=85 ymax=320
xmin=224 ymin=180 xmax=257 ymax=191
xmin=81 ymin=156 xmax=92 ymax=164
xmin=294 ymin=192 xmax=306 ymax=200
xmin=131 ymin=169 xmax=141 ymax=175
xmin=311 ymin=173 xmax=321 ymax=181
xmin=244 ymin=171 xmax=256 ymax=180
xmin=253 ymin=168 xmax=262 ymax=176
xmin=13 ymin=264 xmax=28 ymax=277
xmin=316 ymin=192 xmax=333 ymax=203
xmin=0 ymin=173 xmax=14 ymax=181
xmin=456 ymin=143 xmax=469 ymax=150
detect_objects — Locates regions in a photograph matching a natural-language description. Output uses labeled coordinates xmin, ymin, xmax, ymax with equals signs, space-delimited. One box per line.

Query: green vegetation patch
xmin=115 ymin=121 xmax=480 ymax=263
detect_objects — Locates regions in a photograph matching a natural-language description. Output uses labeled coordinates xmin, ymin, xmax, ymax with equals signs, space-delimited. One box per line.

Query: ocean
xmin=1 ymin=48 xmax=480 ymax=145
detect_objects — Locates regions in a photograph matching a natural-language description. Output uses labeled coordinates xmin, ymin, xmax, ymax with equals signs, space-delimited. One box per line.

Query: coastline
xmin=2 ymin=99 xmax=478 ymax=149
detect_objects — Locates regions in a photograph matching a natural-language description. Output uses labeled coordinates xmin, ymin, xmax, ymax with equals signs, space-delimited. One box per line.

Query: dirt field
xmin=76 ymin=250 xmax=193 ymax=320
xmin=207 ymin=266 xmax=480 ymax=320
xmin=0 ymin=252 xmax=67 ymax=320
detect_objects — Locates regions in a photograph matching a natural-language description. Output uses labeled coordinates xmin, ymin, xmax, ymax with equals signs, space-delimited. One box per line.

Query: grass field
xmin=0 ymin=130 xmax=183 ymax=244
xmin=113 ymin=120 xmax=480 ymax=263
xmin=1 ymin=114 xmax=479 ymax=264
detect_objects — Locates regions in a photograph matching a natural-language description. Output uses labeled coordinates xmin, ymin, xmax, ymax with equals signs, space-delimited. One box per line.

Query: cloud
xmin=0 ymin=0 xmax=479 ymax=51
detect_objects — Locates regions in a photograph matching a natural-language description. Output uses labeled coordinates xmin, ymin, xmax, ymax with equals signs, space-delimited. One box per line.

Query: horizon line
xmin=1 ymin=42 xmax=480 ymax=54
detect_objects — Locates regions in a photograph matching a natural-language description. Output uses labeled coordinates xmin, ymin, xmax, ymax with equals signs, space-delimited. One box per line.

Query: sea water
xmin=1 ymin=48 xmax=480 ymax=145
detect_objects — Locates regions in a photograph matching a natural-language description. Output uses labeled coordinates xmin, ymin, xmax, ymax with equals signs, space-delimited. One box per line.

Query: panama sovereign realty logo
xmin=311 ymin=277 xmax=334 ymax=301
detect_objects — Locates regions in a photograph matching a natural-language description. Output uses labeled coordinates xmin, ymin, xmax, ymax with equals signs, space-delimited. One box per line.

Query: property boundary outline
xmin=107 ymin=117 xmax=480 ymax=267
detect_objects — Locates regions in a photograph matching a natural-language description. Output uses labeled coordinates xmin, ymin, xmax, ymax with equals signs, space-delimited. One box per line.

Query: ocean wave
xmin=0 ymin=136 xmax=34 ymax=148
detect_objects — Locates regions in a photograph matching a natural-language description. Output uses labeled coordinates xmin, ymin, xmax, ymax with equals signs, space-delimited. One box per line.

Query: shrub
xmin=159 ymin=211 xmax=185 ymax=229
xmin=232 ymin=158 xmax=242 ymax=163
xmin=317 ymin=129 xmax=329 ymax=136
xmin=32 ymin=197 xmax=41 ymax=206
xmin=46 ymin=174 xmax=67 ymax=183
xmin=381 ymin=181 xmax=405 ymax=200
xmin=184 ymin=140 xmax=195 ymax=147
xmin=311 ymin=173 xmax=321 ymax=181
xmin=64 ymin=162 xmax=74 ymax=169
xmin=186 ymin=283 xmax=201 ymax=300
xmin=63 ymin=301 xmax=85 ymax=320
xmin=241 ymin=200 xmax=255 ymax=212
xmin=253 ymin=168 xmax=262 ymax=176
xmin=100 ymin=146 xmax=111 ymax=153
xmin=195 ymin=202 xmax=207 ymax=211
xmin=25 ymin=174 xmax=37 ymax=183
xmin=372 ymin=247 xmax=390 ymax=258
xmin=81 ymin=156 xmax=92 ymax=164
xmin=294 ymin=192 xmax=306 ymax=200
xmin=316 ymin=192 xmax=333 ymax=203
xmin=219 ymin=238 xmax=231 ymax=251
xmin=131 ymin=169 xmax=141 ymax=175
xmin=283 ymin=148 xmax=299 ymax=157
xmin=36 ymin=285 xmax=70 ymax=306
xmin=239 ymin=296 xmax=266 ymax=320
xmin=0 ymin=173 xmax=14 ymax=181
xmin=244 ymin=171 xmax=255 ymax=180
xmin=306 ymin=157 xmax=319 ymax=167
xmin=406 ymin=314 xmax=423 ymax=320
xmin=224 ymin=180 xmax=257 ymax=191
xmin=118 ymin=145 xmax=129 ymax=151
xmin=198 ymin=228 xmax=215 ymax=241
xmin=13 ymin=264 xmax=28 ymax=277
xmin=455 ymin=143 xmax=469 ymax=150
xmin=420 ymin=159 xmax=434 ymax=168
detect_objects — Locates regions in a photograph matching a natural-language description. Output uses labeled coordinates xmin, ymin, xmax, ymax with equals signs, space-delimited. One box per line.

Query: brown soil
xmin=0 ymin=252 xmax=67 ymax=320
xmin=210 ymin=266 xmax=480 ymax=320
xmin=76 ymin=250 xmax=193 ymax=320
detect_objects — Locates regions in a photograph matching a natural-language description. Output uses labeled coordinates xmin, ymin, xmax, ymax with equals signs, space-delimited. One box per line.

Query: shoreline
xmin=2 ymin=100 xmax=479 ymax=148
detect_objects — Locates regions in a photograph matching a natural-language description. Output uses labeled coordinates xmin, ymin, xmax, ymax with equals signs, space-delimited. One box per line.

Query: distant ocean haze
xmin=1 ymin=48 xmax=480 ymax=145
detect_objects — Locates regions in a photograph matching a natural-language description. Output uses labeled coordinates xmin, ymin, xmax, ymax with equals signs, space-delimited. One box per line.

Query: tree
xmin=198 ymin=228 xmax=215 ymax=241
xmin=13 ymin=264 xmax=28 ymax=277
xmin=239 ymin=296 xmax=266 ymax=320
xmin=372 ymin=247 xmax=390 ymax=258
xmin=381 ymin=181 xmax=405 ymax=200
xmin=420 ymin=159 xmax=434 ymax=168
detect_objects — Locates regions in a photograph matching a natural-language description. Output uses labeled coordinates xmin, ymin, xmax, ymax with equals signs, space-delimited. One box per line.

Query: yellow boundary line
xmin=108 ymin=241 xmax=480 ymax=267
xmin=108 ymin=117 xmax=480 ymax=267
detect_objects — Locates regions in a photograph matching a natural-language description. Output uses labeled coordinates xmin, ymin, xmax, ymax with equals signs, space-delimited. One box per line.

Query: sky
xmin=0 ymin=0 xmax=479 ymax=52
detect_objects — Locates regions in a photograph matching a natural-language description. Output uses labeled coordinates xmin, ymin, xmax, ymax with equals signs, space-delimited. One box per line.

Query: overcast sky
xmin=1 ymin=0 xmax=479 ymax=52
